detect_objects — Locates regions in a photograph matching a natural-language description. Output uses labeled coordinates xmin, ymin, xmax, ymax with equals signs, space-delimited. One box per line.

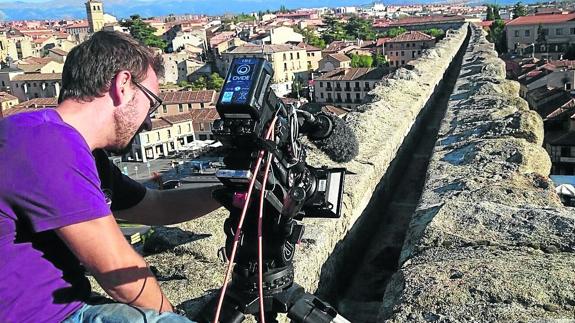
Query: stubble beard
xmin=109 ymin=96 xmax=142 ymax=155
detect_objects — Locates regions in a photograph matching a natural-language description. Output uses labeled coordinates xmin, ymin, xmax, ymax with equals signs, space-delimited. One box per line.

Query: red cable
xmin=257 ymin=124 xmax=275 ymax=323
xmin=213 ymin=117 xmax=278 ymax=323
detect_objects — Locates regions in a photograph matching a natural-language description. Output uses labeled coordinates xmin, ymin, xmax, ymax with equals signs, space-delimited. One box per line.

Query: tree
xmin=279 ymin=5 xmax=289 ymax=13
xmin=536 ymin=23 xmax=547 ymax=44
xmin=374 ymin=53 xmax=388 ymax=67
xmin=512 ymin=2 xmax=528 ymax=18
xmin=385 ymin=27 xmax=407 ymax=38
xmin=294 ymin=26 xmax=326 ymax=48
xmin=486 ymin=6 xmax=494 ymax=21
xmin=422 ymin=28 xmax=445 ymax=40
xmin=564 ymin=44 xmax=575 ymax=60
xmin=322 ymin=15 xmax=347 ymax=43
xmin=191 ymin=76 xmax=207 ymax=90
xmin=488 ymin=19 xmax=507 ymax=54
xmin=291 ymin=78 xmax=304 ymax=98
xmin=177 ymin=80 xmax=189 ymax=88
xmin=345 ymin=16 xmax=376 ymax=41
xmin=120 ymin=15 xmax=167 ymax=51
xmin=350 ymin=54 xmax=373 ymax=68
xmin=207 ymin=73 xmax=225 ymax=90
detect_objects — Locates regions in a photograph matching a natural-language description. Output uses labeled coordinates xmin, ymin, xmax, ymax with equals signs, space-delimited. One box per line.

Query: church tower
xmin=85 ymin=0 xmax=105 ymax=33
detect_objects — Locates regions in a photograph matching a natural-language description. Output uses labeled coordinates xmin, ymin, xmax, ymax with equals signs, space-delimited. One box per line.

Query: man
xmin=0 ymin=31 xmax=220 ymax=322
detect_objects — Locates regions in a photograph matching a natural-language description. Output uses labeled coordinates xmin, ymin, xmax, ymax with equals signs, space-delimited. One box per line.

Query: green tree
xmin=536 ymin=23 xmax=547 ymax=44
xmin=512 ymin=2 xmax=528 ymax=18
xmin=191 ymin=76 xmax=207 ymax=90
xmin=350 ymin=54 xmax=373 ymax=67
xmin=177 ymin=80 xmax=189 ymax=88
xmin=279 ymin=5 xmax=289 ymax=13
xmin=345 ymin=16 xmax=376 ymax=40
xmin=422 ymin=28 xmax=445 ymax=40
xmin=385 ymin=27 xmax=407 ymax=38
xmin=322 ymin=15 xmax=347 ymax=43
xmin=564 ymin=44 xmax=575 ymax=60
xmin=488 ymin=19 xmax=507 ymax=54
xmin=120 ymin=15 xmax=167 ymax=51
xmin=233 ymin=13 xmax=256 ymax=23
xmin=294 ymin=26 xmax=326 ymax=48
xmin=207 ymin=73 xmax=225 ymax=90
xmin=291 ymin=78 xmax=303 ymax=98
xmin=374 ymin=53 xmax=388 ymax=67
xmin=486 ymin=6 xmax=494 ymax=21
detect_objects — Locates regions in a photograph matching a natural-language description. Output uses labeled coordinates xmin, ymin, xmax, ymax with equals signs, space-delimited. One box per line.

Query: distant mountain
xmin=0 ymin=0 xmax=531 ymax=21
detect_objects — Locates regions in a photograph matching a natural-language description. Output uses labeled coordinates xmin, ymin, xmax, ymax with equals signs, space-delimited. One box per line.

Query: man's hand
xmin=55 ymin=215 xmax=173 ymax=312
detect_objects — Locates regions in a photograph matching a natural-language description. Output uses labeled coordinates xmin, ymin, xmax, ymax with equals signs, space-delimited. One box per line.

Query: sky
xmin=0 ymin=0 xmax=522 ymax=21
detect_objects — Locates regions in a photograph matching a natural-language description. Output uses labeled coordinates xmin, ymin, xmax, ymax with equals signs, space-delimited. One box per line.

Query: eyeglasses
xmin=133 ymin=81 xmax=162 ymax=116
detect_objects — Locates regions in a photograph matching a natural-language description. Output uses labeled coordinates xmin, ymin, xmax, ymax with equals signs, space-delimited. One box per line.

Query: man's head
xmin=59 ymin=31 xmax=164 ymax=153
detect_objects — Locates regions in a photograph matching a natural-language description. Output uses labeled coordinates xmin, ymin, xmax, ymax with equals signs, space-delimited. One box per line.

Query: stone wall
xmin=135 ymin=23 xmax=472 ymax=319
xmin=378 ymin=24 xmax=575 ymax=322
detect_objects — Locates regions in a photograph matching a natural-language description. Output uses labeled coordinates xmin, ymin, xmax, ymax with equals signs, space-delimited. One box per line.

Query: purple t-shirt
xmin=0 ymin=109 xmax=112 ymax=322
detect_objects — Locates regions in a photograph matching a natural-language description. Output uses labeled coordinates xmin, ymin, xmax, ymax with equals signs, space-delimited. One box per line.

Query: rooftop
xmin=12 ymin=73 xmax=61 ymax=81
xmin=227 ymin=43 xmax=303 ymax=54
xmin=388 ymin=31 xmax=435 ymax=43
xmin=315 ymin=67 xmax=388 ymax=81
xmin=159 ymin=90 xmax=215 ymax=104
xmin=0 ymin=91 xmax=18 ymax=102
xmin=506 ymin=13 xmax=575 ymax=26
xmin=326 ymin=53 xmax=351 ymax=62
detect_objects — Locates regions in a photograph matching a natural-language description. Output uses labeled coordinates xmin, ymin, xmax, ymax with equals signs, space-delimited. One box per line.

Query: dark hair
xmin=59 ymin=31 xmax=164 ymax=103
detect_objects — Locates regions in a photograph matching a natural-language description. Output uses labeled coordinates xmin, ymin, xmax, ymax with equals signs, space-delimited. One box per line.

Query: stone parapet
xmin=379 ymin=24 xmax=575 ymax=322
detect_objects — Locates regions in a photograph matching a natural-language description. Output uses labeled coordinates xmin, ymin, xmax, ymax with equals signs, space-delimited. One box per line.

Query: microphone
xmin=298 ymin=111 xmax=359 ymax=163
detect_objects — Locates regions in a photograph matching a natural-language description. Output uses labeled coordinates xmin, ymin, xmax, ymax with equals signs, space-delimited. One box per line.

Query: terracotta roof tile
xmin=159 ymin=90 xmax=215 ymax=104
xmin=388 ymin=31 xmax=435 ymax=43
xmin=14 ymin=97 xmax=58 ymax=108
xmin=327 ymin=53 xmax=351 ymax=62
xmin=12 ymin=73 xmax=61 ymax=81
xmin=506 ymin=13 xmax=575 ymax=26
xmin=316 ymin=67 xmax=388 ymax=81
xmin=0 ymin=91 xmax=18 ymax=102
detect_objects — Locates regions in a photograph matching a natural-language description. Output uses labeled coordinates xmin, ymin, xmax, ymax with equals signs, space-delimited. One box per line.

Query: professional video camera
xmin=197 ymin=57 xmax=357 ymax=323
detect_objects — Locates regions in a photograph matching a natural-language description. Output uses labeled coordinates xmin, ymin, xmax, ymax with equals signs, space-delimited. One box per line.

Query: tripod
xmin=196 ymin=204 xmax=349 ymax=323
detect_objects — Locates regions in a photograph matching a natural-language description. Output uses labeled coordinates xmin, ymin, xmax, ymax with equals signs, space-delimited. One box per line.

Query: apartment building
xmin=10 ymin=73 xmax=61 ymax=102
xmin=155 ymin=90 xmax=217 ymax=117
xmin=0 ymin=92 xmax=19 ymax=116
xmin=297 ymin=42 xmax=322 ymax=71
xmin=384 ymin=31 xmax=435 ymax=67
xmin=313 ymin=67 xmax=387 ymax=109
xmin=318 ymin=53 xmax=351 ymax=72
xmin=222 ymin=43 xmax=308 ymax=96
xmin=506 ymin=13 xmax=575 ymax=60
xmin=131 ymin=108 xmax=219 ymax=162
xmin=250 ymin=26 xmax=304 ymax=45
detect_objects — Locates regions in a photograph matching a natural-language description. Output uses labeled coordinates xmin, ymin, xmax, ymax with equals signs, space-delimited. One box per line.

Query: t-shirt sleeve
xmin=93 ymin=149 xmax=147 ymax=212
xmin=17 ymin=124 xmax=111 ymax=233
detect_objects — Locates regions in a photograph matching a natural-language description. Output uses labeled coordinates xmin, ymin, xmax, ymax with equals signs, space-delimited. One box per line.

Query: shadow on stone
xmin=144 ymin=226 xmax=211 ymax=255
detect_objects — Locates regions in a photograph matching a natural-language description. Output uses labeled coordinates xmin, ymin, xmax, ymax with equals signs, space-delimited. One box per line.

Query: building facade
xmin=384 ymin=31 xmax=435 ymax=67
xmin=313 ymin=68 xmax=387 ymax=109
xmin=10 ymin=73 xmax=61 ymax=102
xmin=155 ymin=90 xmax=216 ymax=117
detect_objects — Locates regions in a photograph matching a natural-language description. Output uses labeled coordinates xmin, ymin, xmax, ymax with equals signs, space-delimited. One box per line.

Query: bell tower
xmin=85 ymin=0 xmax=105 ymax=33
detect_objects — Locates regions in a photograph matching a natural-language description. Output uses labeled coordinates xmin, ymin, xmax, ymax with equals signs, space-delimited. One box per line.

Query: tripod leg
xmin=195 ymin=295 xmax=245 ymax=323
xmin=287 ymin=294 xmax=350 ymax=323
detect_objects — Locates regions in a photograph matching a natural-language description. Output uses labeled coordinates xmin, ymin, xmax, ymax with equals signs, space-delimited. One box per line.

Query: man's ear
xmin=110 ymin=70 xmax=133 ymax=107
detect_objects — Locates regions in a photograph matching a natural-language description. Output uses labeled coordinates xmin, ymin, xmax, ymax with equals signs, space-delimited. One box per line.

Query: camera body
xmin=213 ymin=57 xmax=345 ymax=221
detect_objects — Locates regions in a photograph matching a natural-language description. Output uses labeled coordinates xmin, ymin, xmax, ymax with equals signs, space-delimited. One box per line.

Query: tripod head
xmin=200 ymin=57 xmax=351 ymax=322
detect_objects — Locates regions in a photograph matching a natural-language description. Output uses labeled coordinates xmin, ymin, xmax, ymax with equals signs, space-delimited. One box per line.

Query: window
xmin=401 ymin=51 xmax=405 ymax=56
xmin=157 ymin=132 xmax=161 ymax=140
xmin=297 ymin=52 xmax=300 ymax=59
xmin=571 ymin=28 xmax=575 ymax=35
xmin=290 ymin=53 xmax=293 ymax=60
xmin=356 ymin=93 xmax=360 ymax=99
xmin=566 ymin=83 xmax=572 ymax=90
xmin=200 ymin=102 xmax=205 ymax=108
xmin=178 ymin=104 xmax=183 ymax=112
xmin=525 ymin=30 xmax=530 ymax=37
xmin=556 ymin=28 xmax=563 ymax=35
xmin=284 ymin=62 xmax=288 ymax=71
xmin=163 ymin=106 xmax=167 ymax=113
xmin=542 ymin=28 xmax=549 ymax=36
xmin=320 ymin=82 xmax=323 ymax=88
xmin=283 ymin=53 xmax=287 ymax=60
xmin=514 ymin=30 xmax=519 ymax=37
xmin=178 ymin=125 xmax=182 ymax=134
xmin=167 ymin=130 xmax=171 ymax=138
xmin=200 ymin=123 xmax=205 ymax=131
xmin=146 ymin=134 xmax=150 ymax=143
xmin=320 ymin=93 xmax=324 ymax=98
xmin=389 ymin=44 xmax=393 ymax=49
xmin=188 ymin=123 xmax=192 ymax=132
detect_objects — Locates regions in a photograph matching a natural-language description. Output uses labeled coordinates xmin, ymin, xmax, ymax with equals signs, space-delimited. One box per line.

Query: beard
xmin=108 ymin=96 xmax=149 ymax=155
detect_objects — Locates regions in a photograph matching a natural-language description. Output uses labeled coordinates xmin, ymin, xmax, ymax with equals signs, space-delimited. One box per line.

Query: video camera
xmin=212 ymin=57 xmax=346 ymax=220
xmin=199 ymin=57 xmax=352 ymax=323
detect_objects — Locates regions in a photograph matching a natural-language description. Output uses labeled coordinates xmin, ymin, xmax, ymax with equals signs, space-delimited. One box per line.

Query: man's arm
xmin=55 ymin=215 xmax=174 ymax=312
xmin=113 ymin=185 xmax=222 ymax=226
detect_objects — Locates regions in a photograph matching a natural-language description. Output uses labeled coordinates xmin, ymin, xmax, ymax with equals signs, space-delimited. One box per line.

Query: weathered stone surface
xmin=380 ymin=247 xmax=575 ymax=323
xmin=383 ymin=23 xmax=575 ymax=322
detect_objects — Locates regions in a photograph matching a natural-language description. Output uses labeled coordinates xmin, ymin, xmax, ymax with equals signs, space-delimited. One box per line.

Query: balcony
xmin=353 ymin=87 xmax=361 ymax=91
xmin=354 ymin=98 xmax=363 ymax=103
xmin=326 ymin=86 xmax=333 ymax=91
xmin=326 ymin=98 xmax=334 ymax=103
xmin=364 ymin=86 xmax=371 ymax=91
xmin=345 ymin=99 xmax=352 ymax=103
xmin=335 ymin=98 xmax=343 ymax=103
xmin=335 ymin=87 xmax=343 ymax=92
